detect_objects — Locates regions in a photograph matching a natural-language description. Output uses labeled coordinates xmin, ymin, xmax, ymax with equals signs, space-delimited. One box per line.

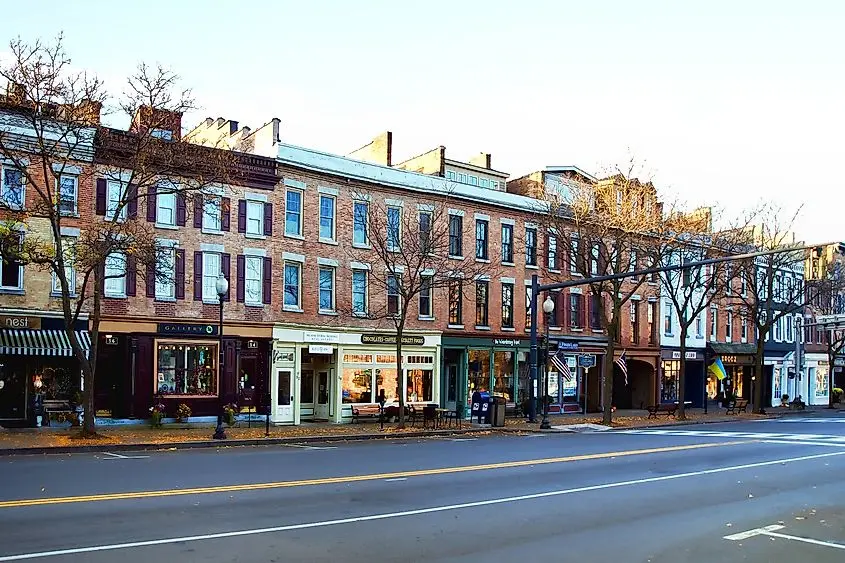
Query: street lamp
xmin=213 ymin=274 xmax=229 ymax=440
xmin=540 ymin=296 xmax=555 ymax=430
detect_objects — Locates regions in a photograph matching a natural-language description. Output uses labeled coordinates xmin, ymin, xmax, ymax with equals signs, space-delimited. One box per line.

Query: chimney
xmin=4 ymin=82 xmax=27 ymax=106
xmin=131 ymin=105 xmax=183 ymax=140
xmin=469 ymin=152 xmax=492 ymax=169
xmin=347 ymin=131 xmax=393 ymax=166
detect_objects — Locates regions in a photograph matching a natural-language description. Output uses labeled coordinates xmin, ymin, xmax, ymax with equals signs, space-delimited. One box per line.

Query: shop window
xmin=377 ymin=368 xmax=399 ymax=402
xmin=156 ymin=342 xmax=218 ymax=396
xmin=300 ymin=370 xmax=314 ymax=404
xmin=467 ymin=349 xmax=491 ymax=405
xmin=407 ymin=369 xmax=432 ymax=402
xmin=343 ymin=354 xmax=373 ymax=363
xmin=342 ymin=367 xmax=373 ymax=403
xmin=661 ymin=360 xmax=679 ymax=402
xmin=376 ymin=354 xmax=397 ymax=364
xmin=816 ymin=367 xmax=829 ymax=398
xmin=493 ymin=351 xmax=515 ymax=402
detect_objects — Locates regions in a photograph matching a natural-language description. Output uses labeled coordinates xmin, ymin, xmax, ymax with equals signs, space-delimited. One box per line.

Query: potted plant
xmin=149 ymin=402 xmax=166 ymax=428
xmin=175 ymin=403 xmax=191 ymax=423
xmin=781 ymin=394 xmax=790 ymax=407
xmin=223 ymin=403 xmax=238 ymax=426
xmin=833 ymin=388 xmax=844 ymax=404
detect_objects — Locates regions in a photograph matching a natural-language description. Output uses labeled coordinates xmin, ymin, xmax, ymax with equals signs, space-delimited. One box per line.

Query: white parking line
xmin=725 ymin=524 xmax=845 ymax=550
xmin=283 ymin=445 xmax=338 ymax=451
xmin=101 ymin=453 xmax=150 ymax=460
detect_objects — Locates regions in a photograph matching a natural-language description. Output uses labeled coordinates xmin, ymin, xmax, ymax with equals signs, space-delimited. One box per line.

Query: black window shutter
xmin=146 ymin=261 xmax=156 ymax=297
xmin=236 ymin=255 xmax=245 ymax=303
xmin=221 ymin=253 xmax=231 ymax=301
xmin=95 ymin=179 xmax=106 ymax=215
xmin=176 ymin=193 xmax=186 ymax=226
xmin=193 ymin=195 xmax=203 ymax=228
xmin=127 ymin=184 xmax=138 ymax=219
xmin=175 ymin=249 xmax=185 ymax=300
xmin=193 ymin=251 xmax=203 ymax=300
xmin=237 ymin=200 xmax=247 ymax=233
xmin=221 ymin=197 xmax=231 ymax=231
xmin=146 ymin=186 xmax=157 ymax=222
xmin=263 ymin=203 xmax=273 ymax=236
xmin=125 ymin=256 xmax=137 ymax=297
xmin=262 ymin=257 xmax=272 ymax=304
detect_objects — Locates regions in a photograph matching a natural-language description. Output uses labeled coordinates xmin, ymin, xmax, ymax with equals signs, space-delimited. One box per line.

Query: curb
xmin=0 ymin=426 xmax=488 ymax=457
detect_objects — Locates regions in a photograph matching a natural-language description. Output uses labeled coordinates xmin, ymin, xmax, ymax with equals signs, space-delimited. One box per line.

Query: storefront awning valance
xmin=0 ymin=329 xmax=90 ymax=357
xmin=707 ymin=342 xmax=757 ymax=356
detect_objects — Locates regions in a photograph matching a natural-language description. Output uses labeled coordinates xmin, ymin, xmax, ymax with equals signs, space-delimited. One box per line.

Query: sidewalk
xmin=503 ymin=408 xmax=771 ymax=432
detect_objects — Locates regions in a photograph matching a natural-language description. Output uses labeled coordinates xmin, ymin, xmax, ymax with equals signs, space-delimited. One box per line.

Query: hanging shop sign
xmin=157 ymin=323 xmax=218 ymax=336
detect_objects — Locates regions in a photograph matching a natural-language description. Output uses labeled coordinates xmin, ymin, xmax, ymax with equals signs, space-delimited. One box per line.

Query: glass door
xmin=300 ymin=369 xmax=315 ymax=420
xmin=445 ymin=364 xmax=458 ymax=412
xmin=275 ymin=369 xmax=294 ymax=423
xmin=0 ymin=364 xmax=26 ymax=420
xmin=315 ymin=371 xmax=330 ymax=419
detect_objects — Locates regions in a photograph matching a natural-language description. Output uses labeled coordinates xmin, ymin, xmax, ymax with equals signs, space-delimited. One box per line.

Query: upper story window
xmin=419 ymin=210 xmax=432 ymax=254
xmin=475 ymin=280 xmax=489 ymax=326
xmin=244 ymin=256 xmax=263 ymax=306
xmin=547 ymin=234 xmax=558 ymax=271
xmin=156 ymin=188 xmax=176 ymax=226
xmin=386 ymin=206 xmax=402 ymax=252
xmin=501 ymin=283 xmax=514 ymax=328
xmin=203 ymin=196 xmax=222 ymax=231
xmin=319 ymin=266 xmax=336 ymax=313
xmin=725 ymin=312 xmax=733 ymax=341
xmin=0 ymin=233 xmax=23 ymax=291
xmin=150 ymin=128 xmax=173 ymax=141
xmin=446 ymin=170 xmax=457 ymax=181
xmin=105 ymin=180 xmax=126 ymax=222
xmin=419 ymin=275 xmax=433 ymax=318
xmin=284 ymin=262 xmax=302 ymax=309
xmin=387 ymin=273 xmax=401 ymax=316
xmin=52 ymin=236 xmax=76 ymax=295
xmin=1 ymin=167 xmax=24 ymax=209
xmin=590 ymin=244 xmax=600 ymax=275
xmin=156 ymin=247 xmax=176 ymax=300
xmin=353 ymin=201 xmax=369 ymax=246
xmin=246 ymin=200 xmax=264 ymax=236
xmin=480 ymin=178 xmax=490 ymax=189
xmin=475 ymin=219 xmax=488 ymax=260
xmin=201 ymin=252 xmax=221 ymax=302
xmin=285 ymin=189 xmax=303 ymax=237
xmin=570 ymin=238 xmax=579 ymax=274
xmin=710 ymin=307 xmax=717 ymax=340
xmin=664 ymin=303 xmax=673 ymax=335
xmin=449 ymin=214 xmax=463 ymax=257
xmin=569 ymin=293 xmax=583 ymax=330
xmin=469 ymin=175 xmax=479 ymax=186
xmin=449 ymin=279 xmax=462 ymax=325
xmin=352 ymin=269 xmax=368 ymax=315
xmin=319 ymin=194 xmax=336 ymax=241
xmin=104 ymin=252 xmax=127 ymax=298
xmin=501 ymin=224 xmax=514 ymax=264
xmin=58 ymin=174 xmax=78 ymax=215
xmin=525 ymin=227 xmax=537 ymax=266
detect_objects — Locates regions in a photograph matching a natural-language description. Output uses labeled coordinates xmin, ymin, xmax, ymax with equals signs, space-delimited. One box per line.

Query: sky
xmin=4 ymin=0 xmax=843 ymax=242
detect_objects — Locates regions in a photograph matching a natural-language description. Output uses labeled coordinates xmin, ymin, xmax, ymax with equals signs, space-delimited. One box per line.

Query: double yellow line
xmin=0 ymin=441 xmax=747 ymax=509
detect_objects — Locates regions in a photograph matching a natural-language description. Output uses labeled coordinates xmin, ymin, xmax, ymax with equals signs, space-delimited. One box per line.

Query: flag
xmin=708 ymin=357 xmax=727 ymax=380
xmin=615 ymin=350 xmax=628 ymax=385
xmin=550 ymin=349 xmax=573 ymax=382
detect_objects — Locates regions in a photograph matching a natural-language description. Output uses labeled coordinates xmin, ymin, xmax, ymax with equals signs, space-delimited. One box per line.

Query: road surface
xmin=1 ymin=415 xmax=845 ymax=562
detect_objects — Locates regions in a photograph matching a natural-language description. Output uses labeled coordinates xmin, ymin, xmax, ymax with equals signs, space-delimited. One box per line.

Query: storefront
xmin=272 ymin=327 xmax=440 ymax=424
xmin=804 ymin=353 xmax=830 ymax=406
xmin=0 ymin=311 xmax=90 ymax=427
xmin=96 ymin=320 xmax=271 ymax=419
xmin=659 ymin=348 xmax=706 ymax=407
xmin=706 ymin=343 xmax=756 ymax=404
xmin=548 ymin=337 xmax=608 ymax=413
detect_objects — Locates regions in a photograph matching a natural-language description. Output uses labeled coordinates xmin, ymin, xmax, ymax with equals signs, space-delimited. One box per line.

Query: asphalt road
xmin=1 ymin=415 xmax=845 ymax=562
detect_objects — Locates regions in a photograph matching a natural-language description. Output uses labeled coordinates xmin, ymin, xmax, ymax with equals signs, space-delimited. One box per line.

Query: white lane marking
xmin=101 ymin=453 xmax=150 ymax=460
xmin=447 ymin=438 xmax=477 ymax=442
xmin=621 ymin=429 xmax=845 ymax=443
xmin=1 ymin=450 xmax=844 ymax=561
xmin=384 ymin=478 xmax=407 ymax=482
xmin=773 ymin=418 xmax=845 ymax=423
xmin=283 ymin=445 xmax=338 ymax=450
xmin=762 ymin=440 xmax=845 ymax=448
xmin=725 ymin=524 xmax=845 ymax=550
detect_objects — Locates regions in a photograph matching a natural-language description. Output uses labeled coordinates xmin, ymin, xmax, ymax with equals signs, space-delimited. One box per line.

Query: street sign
xmin=578 ymin=354 xmax=596 ymax=368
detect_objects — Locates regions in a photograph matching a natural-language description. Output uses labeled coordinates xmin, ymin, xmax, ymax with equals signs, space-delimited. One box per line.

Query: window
xmin=150 ymin=128 xmax=173 ymax=141
xmin=156 ymin=247 xmax=176 ymax=300
xmin=319 ymin=266 xmax=335 ymax=312
xmin=525 ymin=227 xmax=537 ymax=266
xmin=724 ymin=266 xmax=732 ymax=296
xmin=1 ymin=167 xmax=24 ymax=208
xmin=156 ymin=188 xmax=176 ymax=226
xmin=419 ymin=211 xmax=432 ymax=254
xmin=501 ymin=224 xmax=514 ymax=263
xmin=244 ymin=256 xmax=263 ymax=305
xmin=353 ymin=201 xmax=369 ymax=246
xmin=446 ymin=170 xmax=457 ymax=181
xmin=648 ymin=255 xmax=658 ymax=283
xmin=661 ymin=360 xmax=679 ymax=403
xmin=387 ymin=206 xmax=401 ymax=252
xmin=470 ymin=175 xmax=478 ymax=186
xmin=569 ymin=293 xmax=583 ymax=329
xmin=629 ymin=250 xmax=638 ymax=279
xmin=283 ymin=262 xmax=301 ymax=308
xmin=105 ymin=181 xmax=126 ymax=221
xmin=648 ymin=301 xmax=657 ymax=344
xmin=387 ymin=273 xmax=401 ymax=315
xmin=525 ymin=285 xmax=533 ymax=329
xmin=475 ymin=219 xmax=488 ymax=260
xmin=664 ymin=303 xmax=673 ymax=335
xmin=352 ymin=269 xmax=368 ymax=315
xmin=726 ymin=312 xmax=733 ymax=341
xmin=741 ymin=316 xmax=748 ymax=341
xmin=740 ymin=271 xmax=747 ymax=296
xmin=52 ymin=237 xmax=75 ymax=295
xmin=480 ymin=178 xmax=489 ymax=188
xmin=458 ymin=173 xmax=467 ymax=183
xmin=203 ymin=196 xmax=222 ymax=231
xmin=449 ymin=214 xmax=463 ymax=256
xmin=785 ymin=314 xmax=793 ymax=342
xmin=590 ymin=293 xmax=602 ymax=330
xmin=285 ymin=189 xmax=303 ymax=236
xmin=448 ymin=279 xmax=462 ymax=325
xmin=104 ymin=252 xmax=127 ymax=297
xmin=319 ymin=195 xmax=335 ymax=240
xmin=547 ymin=292 xmax=560 ymax=327
xmin=246 ymin=200 xmax=264 ymax=236
xmin=501 ymin=283 xmax=514 ymax=328
xmin=631 ymin=302 xmax=640 ymax=344
xmin=475 ymin=281 xmax=489 ymax=326
xmin=156 ymin=342 xmax=217 ymax=396
xmin=591 ymin=244 xmax=600 ymax=275
xmin=695 ymin=314 xmax=703 ymax=337
xmin=419 ymin=275 xmax=432 ymax=318
xmin=58 ymin=174 xmax=77 ymax=215
xmin=548 ymin=235 xmax=558 ymax=271
xmin=570 ymin=239 xmax=579 ymax=274
xmin=0 ymin=234 xmax=23 ymax=291
xmin=710 ymin=307 xmax=717 ymax=340
xmin=201 ymin=252 xmax=221 ymax=302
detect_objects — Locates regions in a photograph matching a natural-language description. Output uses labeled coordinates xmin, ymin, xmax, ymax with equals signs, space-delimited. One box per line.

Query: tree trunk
xmin=753 ymin=334 xmax=766 ymax=414
xmin=602 ymin=311 xmax=619 ymax=426
xmin=396 ymin=327 xmax=405 ymax=429
xmin=677 ymin=324 xmax=688 ymax=420
xmin=828 ymin=339 xmax=837 ymax=409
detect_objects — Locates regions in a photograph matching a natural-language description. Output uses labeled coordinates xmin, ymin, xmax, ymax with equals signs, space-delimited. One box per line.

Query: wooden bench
xmin=725 ymin=398 xmax=749 ymax=415
xmin=42 ymin=399 xmax=75 ymax=426
xmin=351 ymin=404 xmax=382 ymax=423
xmin=646 ymin=403 xmax=678 ymax=419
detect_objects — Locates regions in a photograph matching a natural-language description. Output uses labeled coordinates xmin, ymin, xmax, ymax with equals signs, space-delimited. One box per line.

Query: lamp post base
xmin=539 ymin=417 xmax=551 ymax=430
xmin=212 ymin=415 xmax=227 ymax=440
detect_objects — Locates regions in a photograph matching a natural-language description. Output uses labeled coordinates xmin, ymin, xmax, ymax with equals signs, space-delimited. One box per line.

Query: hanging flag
xmin=708 ymin=357 xmax=727 ymax=380
xmin=550 ymin=349 xmax=573 ymax=382
xmin=615 ymin=350 xmax=629 ymax=385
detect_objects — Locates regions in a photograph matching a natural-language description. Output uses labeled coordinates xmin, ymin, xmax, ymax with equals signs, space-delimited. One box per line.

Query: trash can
xmin=491 ymin=396 xmax=506 ymax=427
xmin=471 ymin=391 xmax=492 ymax=424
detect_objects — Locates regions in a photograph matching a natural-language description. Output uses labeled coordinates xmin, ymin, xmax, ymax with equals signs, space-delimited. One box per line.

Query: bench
xmin=351 ymin=404 xmax=382 ymax=423
xmin=42 ymin=399 xmax=75 ymax=426
xmin=725 ymin=398 xmax=749 ymax=415
xmin=647 ymin=403 xmax=678 ymax=419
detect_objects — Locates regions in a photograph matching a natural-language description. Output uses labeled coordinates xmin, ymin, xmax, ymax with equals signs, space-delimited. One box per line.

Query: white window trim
xmin=284 ymin=178 xmax=306 ymax=190
xmin=474 ymin=212 xmax=491 ymax=221
xmin=103 ymin=252 xmax=127 ymax=298
xmin=1 ymin=166 xmax=26 ymax=210
xmin=155 ymin=246 xmax=177 ymax=301
xmin=386 ymin=205 xmax=402 ymax=252
xmin=318 ymin=257 xmax=339 ymax=268
xmin=202 ymin=194 xmax=223 ymax=234
xmin=350 ymin=261 xmax=371 ymax=271
xmin=318 ymin=185 xmax=339 ymax=196
xmin=244 ymin=255 xmax=264 ymax=307
xmin=282 ymin=251 xmax=306 ymax=263
xmin=385 ymin=198 xmax=405 ymax=207
xmin=448 ymin=208 xmax=465 ymax=217
xmin=58 ymin=174 xmax=79 ymax=216
xmin=201 ymin=251 xmax=223 ymax=304
xmin=417 ymin=203 xmax=435 ymax=212
xmin=245 ymin=199 xmax=266 ymax=238
xmin=243 ymin=247 xmax=266 ymax=258
xmin=155 ymin=187 xmax=176 ymax=228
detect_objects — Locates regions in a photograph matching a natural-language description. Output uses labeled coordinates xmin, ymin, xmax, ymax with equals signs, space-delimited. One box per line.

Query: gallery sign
xmin=157 ymin=323 xmax=218 ymax=336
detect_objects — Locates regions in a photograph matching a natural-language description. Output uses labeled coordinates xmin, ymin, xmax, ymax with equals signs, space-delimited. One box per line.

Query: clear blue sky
xmin=5 ymin=0 xmax=843 ymax=241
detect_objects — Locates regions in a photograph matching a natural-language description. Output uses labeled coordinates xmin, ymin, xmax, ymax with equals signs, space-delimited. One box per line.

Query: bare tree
xmin=0 ymin=35 xmax=235 ymax=436
xmin=540 ymin=162 xmax=666 ymax=425
xmin=343 ymin=188 xmax=496 ymax=427
xmin=805 ymin=244 xmax=845 ymax=408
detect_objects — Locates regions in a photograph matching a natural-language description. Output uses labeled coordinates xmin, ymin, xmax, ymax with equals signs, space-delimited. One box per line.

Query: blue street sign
xmin=578 ymin=354 xmax=596 ymax=368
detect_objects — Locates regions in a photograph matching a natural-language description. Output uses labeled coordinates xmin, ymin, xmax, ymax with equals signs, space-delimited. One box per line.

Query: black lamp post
xmin=540 ymin=295 xmax=555 ymax=430
xmin=213 ymin=274 xmax=229 ymax=440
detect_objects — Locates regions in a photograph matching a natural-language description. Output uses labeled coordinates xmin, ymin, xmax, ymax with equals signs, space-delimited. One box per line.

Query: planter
xmin=150 ymin=412 xmax=164 ymax=428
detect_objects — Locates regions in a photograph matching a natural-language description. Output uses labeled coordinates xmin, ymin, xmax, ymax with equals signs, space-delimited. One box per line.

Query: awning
xmin=0 ymin=329 xmax=91 ymax=357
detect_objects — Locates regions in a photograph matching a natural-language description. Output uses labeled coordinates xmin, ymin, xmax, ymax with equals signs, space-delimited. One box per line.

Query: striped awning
xmin=0 ymin=329 xmax=91 ymax=357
